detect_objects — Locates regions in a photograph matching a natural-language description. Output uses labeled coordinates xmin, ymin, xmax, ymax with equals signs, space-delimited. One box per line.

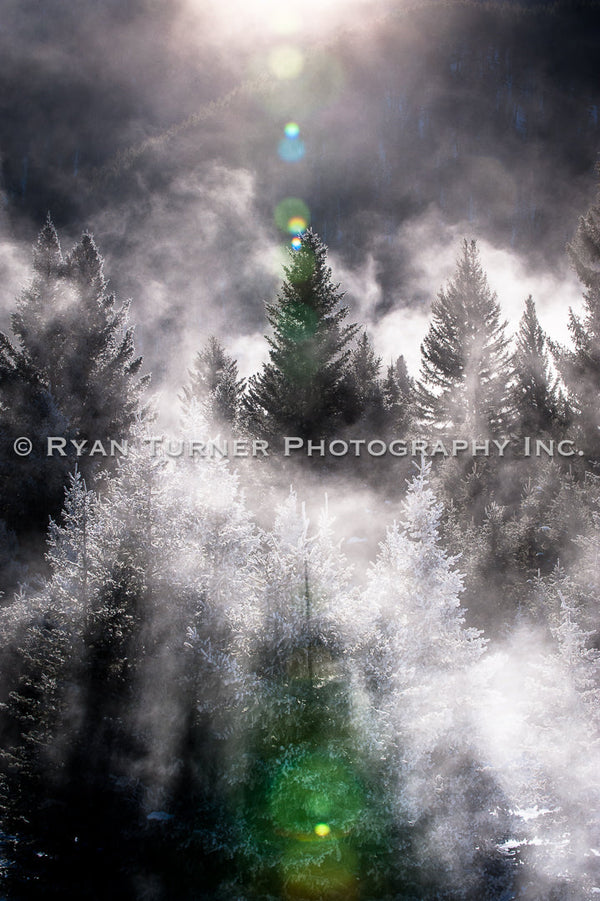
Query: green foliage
xmin=243 ymin=231 xmax=358 ymax=446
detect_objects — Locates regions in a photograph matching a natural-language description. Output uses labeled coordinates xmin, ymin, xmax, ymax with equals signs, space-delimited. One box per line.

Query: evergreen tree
xmin=511 ymin=296 xmax=566 ymax=438
xmin=442 ymin=496 xmax=517 ymax=631
xmin=416 ymin=240 xmax=512 ymax=435
xmin=512 ymin=464 xmax=593 ymax=578
xmin=366 ymin=459 xmax=485 ymax=693
xmin=0 ymin=357 xmax=72 ymax=542
xmin=552 ymin=585 xmax=600 ymax=709
xmin=0 ymin=436 xmax=263 ymax=901
xmin=0 ymin=216 xmax=149 ymax=455
xmin=243 ymin=230 xmax=358 ymax=446
xmin=438 ymin=459 xmax=595 ymax=631
xmin=553 ymin=193 xmax=600 ymax=457
xmin=0 ymin=471 xmax=102 ymax=898
xmin=344 ymin=331 xmax=386 ymax=433
xmin=382 ymin=354 xmax=414 ymax=436
xmin=476 ymin=618 xmax=600 ymax=900
xmin=568 ymin=191 xmax=600 ymax=295
xmin=240 ymin=493 xmax=387 ymax=900
xmin=180 ymin=336 xmax=244 ymax=432
xmin=0 ymin=217 xmax=149 ymax=585
xmin=363 ymin=462 xmax=512 ymax=897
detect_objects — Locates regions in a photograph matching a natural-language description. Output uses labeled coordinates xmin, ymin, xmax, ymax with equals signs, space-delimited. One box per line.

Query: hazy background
xmin=2 ymin=8 xmax=600 ymax=897
xmin=1 ymin=0 xmax=599 ymax=395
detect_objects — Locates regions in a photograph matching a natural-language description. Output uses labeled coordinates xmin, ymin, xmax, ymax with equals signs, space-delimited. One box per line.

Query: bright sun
xmin=186 ymin=0 xmax=373 ymax=45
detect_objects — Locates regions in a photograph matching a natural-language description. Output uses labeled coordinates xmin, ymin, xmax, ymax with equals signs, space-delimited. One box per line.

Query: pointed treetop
xmin=516 ymin=296 xmax=545 ymax=354
xmin=32 ymin=214 xmax=63 ymax=275
xmin=244 ymin=229 xmax=358 ymax=442
xmin=568 ymin=196 xmax=600 ymax=293
xmin=277 ymin=229 xmax=347 ymax=321
xmin=417 ymin=238 xmax=511 ymax=433
xmin=181 ymin=335 xmax=244 ymax=428
xmin=65 ymin=231 xmax=107 ymax=297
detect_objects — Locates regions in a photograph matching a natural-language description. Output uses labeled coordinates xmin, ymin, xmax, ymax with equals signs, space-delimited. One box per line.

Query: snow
xmin=512 ymin=806 xmax=553 ymax=821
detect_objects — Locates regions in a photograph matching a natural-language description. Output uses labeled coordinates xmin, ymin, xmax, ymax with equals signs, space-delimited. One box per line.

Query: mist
xmin=2 ymin=1 xmax=600 ymax=899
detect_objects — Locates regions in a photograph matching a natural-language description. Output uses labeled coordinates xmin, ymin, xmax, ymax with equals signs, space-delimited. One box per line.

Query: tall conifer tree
xmin=554 ymin=193 xmax=600 ymax=456
xmin=243 ymin=231 xmax=358 ymax=445
xmin=382 ymin=354 xmax=414 ymax=436
xmin=0 ymin=216 xmax=148 ymax=450
xmin=511 ymin=296 xmax=566 ymax=438
xmin=180 ymin=336 xmax=244 ymax=431
xmin=0 ymin=217 xmax=149 ymax=568
xmin=345 ymin=331 xmax=386 ymax=433
xmin=416 ymin=240 xmax=511 ymax=435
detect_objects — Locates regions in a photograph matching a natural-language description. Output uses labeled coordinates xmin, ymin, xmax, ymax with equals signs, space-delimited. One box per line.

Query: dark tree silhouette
xmin=511 ymin=296 xmax=567 ymax=439
xmin=416 ymin=240 xmax=511 ymax=436
xmin=553 ymin=194 xmax=600 ymax=457
xmin=243 ymin=230 xmax=358 ymax=446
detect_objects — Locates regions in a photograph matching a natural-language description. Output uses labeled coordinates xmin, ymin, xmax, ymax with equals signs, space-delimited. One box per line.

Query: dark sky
xmin=1 ymin=0 xmax=599 ymax=397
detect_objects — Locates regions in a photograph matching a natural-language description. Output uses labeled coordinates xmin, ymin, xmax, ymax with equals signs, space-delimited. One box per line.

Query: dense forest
xmin=0 ymin=184 xmax=599 ymax=899
xmin=3 ymin=0 xmax=600 ymax=898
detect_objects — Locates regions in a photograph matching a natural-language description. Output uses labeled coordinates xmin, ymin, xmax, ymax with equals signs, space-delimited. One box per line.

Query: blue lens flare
xmin=278 ymin=137 xmax=306 ymax=162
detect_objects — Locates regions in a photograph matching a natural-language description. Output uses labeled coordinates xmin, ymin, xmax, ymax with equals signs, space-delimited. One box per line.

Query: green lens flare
xmin=274 ymin=197 xmax=311 ymax=235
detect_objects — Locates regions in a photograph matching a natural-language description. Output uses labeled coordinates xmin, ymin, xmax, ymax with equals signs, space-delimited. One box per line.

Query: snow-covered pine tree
xmin=553 ymin=588 xmax=600 ymax=710
xmin=251 ymin=491 xmax=365 ymax=681
xmin=243 ymin=230 xmax=358 ymax=447
xmin=0 ymin=431 xmax=264 ymax=900
xmin=416 ymin=240 xmax=512 ymax=436
xmin=111 ymin=437 xmax=261 ymax=898
xmin=180 ymin=336 xmax=245 ymax=433
xmin=364 ymin=461 xmax=513 ymax=897
xmin=0 ymin=218 xmax=149 ymax=581
xmin=475 ymin=590 xmax=600 ymax=899
xmin=239 ymin=492 xmax=388 ymax=900
xmin=566 ymin=476 xmax=600 ymax=634
xmin=366 ymin=458 xmax=484 ymax=695
xmin=0 ymin=470 xmax=101 ymax=896
xmin=0 ymin=216 xmax=148 ymax=459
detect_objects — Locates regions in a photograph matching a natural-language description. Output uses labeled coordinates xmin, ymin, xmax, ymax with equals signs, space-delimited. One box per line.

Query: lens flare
xmin=278 ymin=137 xmax=305 ymax=163
xmin=270 ymin=8 xmax=302 ymax=35
xmin=291 ymin=237 xmax=302 ymax=251
xmin=274 ymin=198 xmax=311 ymax=235
xmin=267 ymin=751 xmax=364 ymax=900
xmin=268 ymin=46 xmax=304 ymax=80
xmin=288 ymin=216 xmax=307 ymax=235
xmin=284 ymin=122 xmax=301 ymax=138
